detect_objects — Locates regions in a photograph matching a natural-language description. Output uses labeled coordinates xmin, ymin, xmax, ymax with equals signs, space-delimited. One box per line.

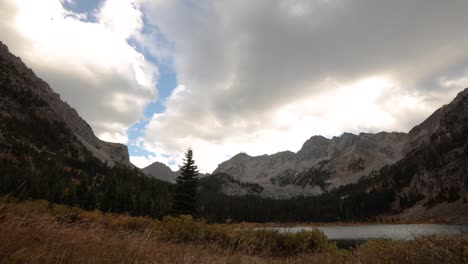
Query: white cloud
xmin=136 ymin=0 xmax=468 ymax=173
xmin=141 ymin=76 xmax=436 ymax=172
xmin=98 ymin=0 xmax=143 ymax=39
xmin=0 ymin=0 xmax=157 ymax=143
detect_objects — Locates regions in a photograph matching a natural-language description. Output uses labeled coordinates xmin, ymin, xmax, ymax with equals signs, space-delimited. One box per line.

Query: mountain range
xmin=1 ymin=41 xmax=467 ymax=220
xmin=143 ymin=89 xmax=467 ymax=204
xmin=142 ymin=131 xmax=408 ymax=197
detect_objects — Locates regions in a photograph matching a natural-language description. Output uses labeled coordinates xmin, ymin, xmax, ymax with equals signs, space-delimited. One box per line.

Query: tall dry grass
xmin=0 ymin=198 xmax=466 ymax=264
xmin=356 ymin=235 xmax=468 ymax=263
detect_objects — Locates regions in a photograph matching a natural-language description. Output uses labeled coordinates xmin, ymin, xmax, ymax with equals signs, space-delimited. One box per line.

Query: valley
xmin=0 ymin=8 xmax=467 ymax=261
xmin=0 ymin=39 xmax=467 ymax=224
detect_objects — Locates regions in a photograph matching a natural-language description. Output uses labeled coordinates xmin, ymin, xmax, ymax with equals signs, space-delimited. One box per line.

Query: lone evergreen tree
xmin=169 ymin=148 xmax=199 ymax=216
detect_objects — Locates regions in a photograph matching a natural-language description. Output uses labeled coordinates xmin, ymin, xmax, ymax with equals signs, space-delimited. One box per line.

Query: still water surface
xmin=261 ymin=224 xmax=468 ymax=240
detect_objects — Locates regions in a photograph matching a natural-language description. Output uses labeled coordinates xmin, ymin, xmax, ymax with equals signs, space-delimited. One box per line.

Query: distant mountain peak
xmin=142 ymin=160 xmax=209 ymax=183
xmin=233 ymin=152 xmax=251 ymax=158
xmin=142 ymin=161 xmax=177 ymax=183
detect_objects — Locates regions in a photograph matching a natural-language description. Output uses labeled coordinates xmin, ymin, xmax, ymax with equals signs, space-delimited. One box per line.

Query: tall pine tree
xmin=169 ymin=148 xmax=199 ymax=216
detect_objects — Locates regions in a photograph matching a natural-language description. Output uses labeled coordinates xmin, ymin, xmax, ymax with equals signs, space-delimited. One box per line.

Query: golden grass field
xmin=0 ymin=198 xmax=467 ymax=264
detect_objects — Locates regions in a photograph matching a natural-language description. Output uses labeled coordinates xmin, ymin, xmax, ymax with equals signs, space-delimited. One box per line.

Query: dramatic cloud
xmin=2 ymin=0 xmax=468 ymax=172
xmin=0 ymin=0 xmax=157 ymax=143
xmin=137 ymin=0 xmax=468 ymax=172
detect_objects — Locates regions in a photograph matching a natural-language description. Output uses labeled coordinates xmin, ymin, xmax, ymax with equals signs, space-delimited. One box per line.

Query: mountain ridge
xmin=212 ymin=131 xmax=408 ymax=198
xmin=210 ymin=89 xmax=468 ymax=199
xmin=0 ymin=41 xmax=131 ymax=167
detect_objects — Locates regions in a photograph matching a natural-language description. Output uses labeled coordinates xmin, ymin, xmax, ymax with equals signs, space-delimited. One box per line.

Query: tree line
xmin=0 ymin=144 xmax=396 ymax=222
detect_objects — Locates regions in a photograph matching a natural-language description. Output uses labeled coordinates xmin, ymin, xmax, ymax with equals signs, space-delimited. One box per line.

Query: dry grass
xmin=0 ymin=198 xmax=466 ymax=264
xmin=356 ymin=235 xmax=468 ymax=264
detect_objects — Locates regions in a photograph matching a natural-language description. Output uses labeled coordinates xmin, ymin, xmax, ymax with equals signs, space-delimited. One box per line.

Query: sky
xmin=1 ymin=0 xmax=468 ymax=173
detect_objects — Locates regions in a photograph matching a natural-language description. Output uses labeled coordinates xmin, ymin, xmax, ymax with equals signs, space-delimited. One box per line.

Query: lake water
xmin=259 ymin=224 xmax=468 ymax=241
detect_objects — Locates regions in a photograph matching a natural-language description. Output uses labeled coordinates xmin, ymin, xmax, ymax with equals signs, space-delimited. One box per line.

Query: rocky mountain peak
xmin=329 ymin=132 xmax=360 ymax=153
xmin=231 ymin=152 xmax=251 ymax=160
xmin=299 ymin=135 xmax=330 ymax=149
xmin=142 ymin=161 xmax=177 ymax=183
xmin=213 ymin=130 xmax=408 ymax=198
xmin=407 ymin=88 xmax=468 ymax=151
xmin=297 ymin=135 xmax=331 ymax=160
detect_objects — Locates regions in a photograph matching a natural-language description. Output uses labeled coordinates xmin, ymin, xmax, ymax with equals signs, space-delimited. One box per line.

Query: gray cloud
xmin=139 ymin=0 xmax=468 ymax=171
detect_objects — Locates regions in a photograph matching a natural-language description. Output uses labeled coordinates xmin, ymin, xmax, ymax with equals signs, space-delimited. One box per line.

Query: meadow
xmin=0 ymin=197 xmax=467 ymax=264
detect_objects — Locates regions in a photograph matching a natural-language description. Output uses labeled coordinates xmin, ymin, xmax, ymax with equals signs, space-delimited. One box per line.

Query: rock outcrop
xmin=213 ymin=132 xmax=407 ymax=198
xmin=390 ymin=88 xmax=468 ymax=213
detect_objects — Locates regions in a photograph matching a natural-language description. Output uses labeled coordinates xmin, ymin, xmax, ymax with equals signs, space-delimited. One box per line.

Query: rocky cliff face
xmin=389 ymin=88 xmax=468 ymax=214
xmin=199 ymin=173 xmax=264 ymax=196
xmin=0 ymin=42 xmax=130 ymax=166
xmin=213 ymin=131 xmax=408 ymax=198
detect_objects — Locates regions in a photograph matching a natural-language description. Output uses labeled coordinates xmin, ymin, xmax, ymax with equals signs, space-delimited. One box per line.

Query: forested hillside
xmin=0 ymin=42 xmax=172 ymax=218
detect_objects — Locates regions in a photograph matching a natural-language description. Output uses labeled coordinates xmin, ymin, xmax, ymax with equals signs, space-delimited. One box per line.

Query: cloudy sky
xmin=1 ymin=0 xmax=468 ymax=173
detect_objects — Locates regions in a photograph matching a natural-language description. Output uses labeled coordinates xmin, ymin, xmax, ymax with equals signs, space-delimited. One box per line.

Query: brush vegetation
xmin=1 ymin=198 xmax=467 ymax=264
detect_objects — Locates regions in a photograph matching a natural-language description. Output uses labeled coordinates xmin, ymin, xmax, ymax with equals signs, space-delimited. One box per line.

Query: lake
xmin=258 ymin=224 xmax=468 ymax=248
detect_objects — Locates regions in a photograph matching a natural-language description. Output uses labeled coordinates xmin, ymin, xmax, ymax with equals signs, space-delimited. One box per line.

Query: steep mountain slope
xmin=213 ymin=132 xmax=407 ymax=198
xmin=0 ymin=42 xmax=171 ymax=217
xmin=0 ymin=42 xmax=130 ymax=166
xmin=324 ymin=87 xmax=468 ymax=220
xmin=386 ymin=88 xmax=468 ymax=214
xmin=199 ymin=173 xmax=264 ymax=196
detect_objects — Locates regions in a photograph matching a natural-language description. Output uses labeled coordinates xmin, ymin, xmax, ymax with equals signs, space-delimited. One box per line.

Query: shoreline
xmin=232 ymin=218 xmax=468 ymax=228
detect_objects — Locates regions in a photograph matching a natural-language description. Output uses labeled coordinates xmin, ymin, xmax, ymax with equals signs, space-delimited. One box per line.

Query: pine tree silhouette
xmin=169 ymin=148 xmax=199 ymax=216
